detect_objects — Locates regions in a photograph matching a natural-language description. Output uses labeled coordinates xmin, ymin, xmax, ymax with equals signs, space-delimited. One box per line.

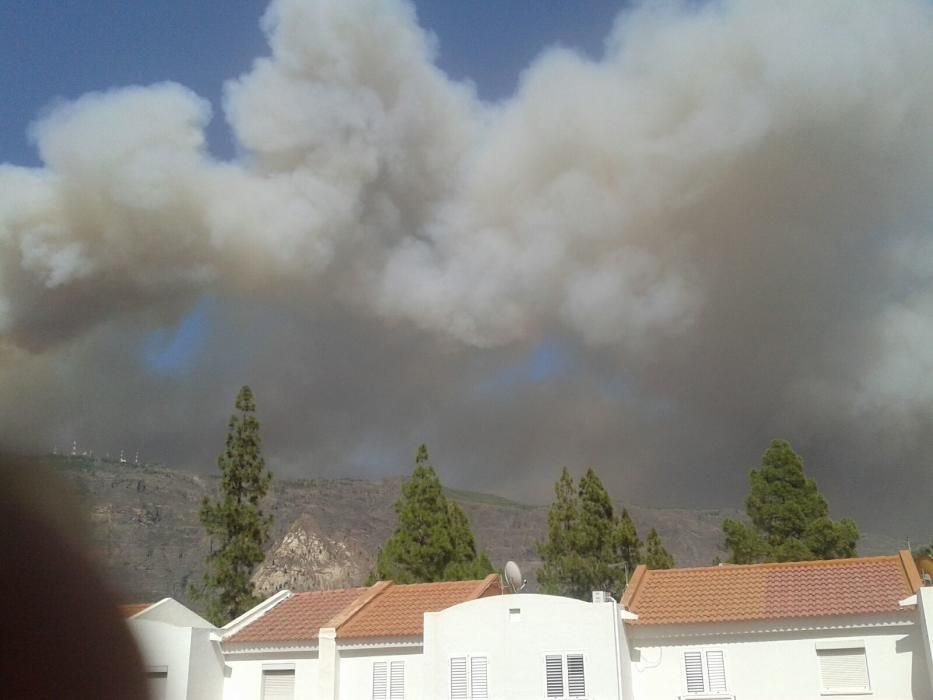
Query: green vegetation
xmin=722 ymin=439 xmax=859 ymax=564
xmin=536 ymin=467 xmax=674 ymax=601
xmin=645 ymin=528 xmax=674 ymax=569
xmin=370 ymin=444 xmax=494 ymax=583
xmin=192 ymin=386 xmax=273 ymax=626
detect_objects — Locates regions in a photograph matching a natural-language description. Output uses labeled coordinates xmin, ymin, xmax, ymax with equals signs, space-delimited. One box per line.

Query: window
xmin=450 ymin=655 xmax=488 ymax=699
xmin=145 ymin=670 xmax=167 ymax=700
xmin=683 ymin=650 xmax=727 ymax=695
xmin=545 ymin=654 xmax=586 ymax=698
xmin=373 ymin=661 xmax=405 ymax=700
xmin=817 ymin=644 xmax=870 ymax=693
xmin=261 ymin=669 xmax=295 ymax=700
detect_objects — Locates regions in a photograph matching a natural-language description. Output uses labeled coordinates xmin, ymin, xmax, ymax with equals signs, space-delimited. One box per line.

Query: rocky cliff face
xmin=251 ymin=514 xmax=368 ymax=596
xmin=45 ymin=455 xmax=902 ymax=609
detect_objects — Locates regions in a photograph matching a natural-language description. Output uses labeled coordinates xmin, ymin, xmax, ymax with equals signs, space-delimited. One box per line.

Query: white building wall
xmin=223 ymin=652 xmax=318 ymax=700
xmin=186 ymin=628 xmax=225 ymax=700
xmin=130 ymin=620 xmax=193 ymax=700
xmin=135 ymin=598 xmax=215 ymax=628
xmin=628 ymin=616 xmax=930 ymax=700
xmin=917 ymin=588 xmax=933 ymax=693
xmin=337 ymin=647 xmax=423 ymax=700
xmin=424 ymin=594 xmax=623 ymax=700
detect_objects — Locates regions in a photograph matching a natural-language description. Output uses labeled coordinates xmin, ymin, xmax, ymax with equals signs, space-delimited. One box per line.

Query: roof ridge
xmin=469 ymin=573 xmax=501 ymax=598
xmin=622 ymin=564 xmax=648 ymax=608
xmin=328 ymin=580 xmax=392 ymax=631
xmin=898 ymin=549 xmax=922 ymax=593
xmin=646 ymin=553 xmax=901 ymax=575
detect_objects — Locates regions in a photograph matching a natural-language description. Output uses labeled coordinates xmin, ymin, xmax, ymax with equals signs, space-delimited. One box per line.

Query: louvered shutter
xmin=546 ymin=655 xmax=564 ymax=697
xmin=818 ymin=648 xmax=870 ymax=691
xmin=390 ymin=661 xmax=405 ymax=699
xmin=470 ymin=656 xmax=488 ymax=699
xmin=684 ymin=651 xmax=705 ymax=694
xmin=261 ymin=670 xmax=295 ymax=700
xmin=450 ymin=657 xmax=468 ymax=699
xmin=566 ymin=654 xmax=585 ymax=697
xmin=372 ymin=662 xmax=388 ymax=700
xmin=705 ymin=650 xmax=726 ymax=693
xmin=146 ymin=671 xmax=167 ymax=700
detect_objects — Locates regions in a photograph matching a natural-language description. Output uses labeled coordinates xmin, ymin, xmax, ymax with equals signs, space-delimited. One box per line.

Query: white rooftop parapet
xmin=916 ymin=587 xmax=933 ymax=694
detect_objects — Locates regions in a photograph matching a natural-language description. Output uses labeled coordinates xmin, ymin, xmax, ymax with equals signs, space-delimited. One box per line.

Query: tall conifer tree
xmin=193 ymin=386 xmax=272 ymax=625
xmin=645 ymin=528 xmax=674 ymax=569
xmin=371 ymin=445 xmax=493 ymax=583
xmin=613 ymin=508 xmax=644 ymax=577
xmin=537 ymin=468 xmax=673 ymax=598
xmin=723 ymin=439 xmax=859 ymax=563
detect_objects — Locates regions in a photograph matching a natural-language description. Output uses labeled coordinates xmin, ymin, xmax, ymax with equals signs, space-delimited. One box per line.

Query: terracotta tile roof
xmin=225 ymin=574 xmax=502 ymax=644
xmin=337 ymin=574 xmax=502 ymax=639
xmin=226 ymin=587 xmax=366 ymax=643
xmin=623 ymin=550 xmax=921 ymax=626
xmin=120 ymin=603 xmax=154 ymax=618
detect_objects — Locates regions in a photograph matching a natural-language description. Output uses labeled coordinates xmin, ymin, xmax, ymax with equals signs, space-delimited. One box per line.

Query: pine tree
xmin=444 ymin=501 xmax=495 ymax=580
xmin=371 ymin=445 xmax=493 ymax=583
xmin=193 ymin=386 xmax=272 ymax=626
xmin=723 ymin=439 xmax=859 ymax=563
xmin=537 ymin=468 xmax=657 ymax=599
xmin=575 ymin=468 xmax=620 ymax=594
xmin=645 ymin=528 xmax=674 ymax=569
xmin=536 ymin=468 xmax=583 ymax=598
xmin=613 ymin=508 xmax=644 ymax=578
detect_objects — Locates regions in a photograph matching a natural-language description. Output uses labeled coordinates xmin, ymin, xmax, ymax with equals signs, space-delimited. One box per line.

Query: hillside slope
xmin=43 ymin=456 xmax=902 ymax=606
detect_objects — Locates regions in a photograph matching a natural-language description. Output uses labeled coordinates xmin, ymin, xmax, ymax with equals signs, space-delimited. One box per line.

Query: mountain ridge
xmin=39 ymin=455 xmax=903 ymax=607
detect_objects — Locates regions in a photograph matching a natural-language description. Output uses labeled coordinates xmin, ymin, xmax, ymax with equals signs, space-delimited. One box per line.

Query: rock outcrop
xmin=252 ymin=514 xmax=368 ymax=596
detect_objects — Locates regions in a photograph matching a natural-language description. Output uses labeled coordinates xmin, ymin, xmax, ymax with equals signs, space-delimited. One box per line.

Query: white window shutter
xmin=566 ymin=654 xmax=585 ymax=697
xmin=261 ymin=670 xmax=295 ymax=700
xmin=818 ymin=648 xmax=870 ymax=691
xmin=450 ymin=657 xmax=468 ymax=700
xmin=470 ymin=656 xmax=488 ymax=699
xmin=684 ymin=651 xmax=705 ymax=694
xmin=705 ymin=650 xmax=727 ymax=693
xmin=546 ymin=655 xmax=564 ymax=698
xmin=372 ymin=661 xmax=388 ymax=700
xmin=390 ymin=661 xmax=405 ymax=700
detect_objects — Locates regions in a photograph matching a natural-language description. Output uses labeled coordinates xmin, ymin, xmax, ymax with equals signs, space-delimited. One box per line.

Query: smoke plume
xmin=2 ymin=0 xmax=933 ymax=537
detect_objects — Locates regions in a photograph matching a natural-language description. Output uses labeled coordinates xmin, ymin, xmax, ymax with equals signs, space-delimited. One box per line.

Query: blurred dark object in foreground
xmin=0 ymin=454 xmax=147 ymax=699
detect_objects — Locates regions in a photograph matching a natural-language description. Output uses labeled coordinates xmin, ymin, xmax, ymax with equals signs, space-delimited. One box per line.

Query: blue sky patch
xmin=141 ymin=297 xmax=214 ymax=376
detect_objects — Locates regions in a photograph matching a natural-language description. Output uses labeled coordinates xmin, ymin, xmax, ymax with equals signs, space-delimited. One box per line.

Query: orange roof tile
xmin=336 ymin=574 xmax=502 ymax=639
xmin=623 ymin=551 xmax=920 ymax=626
xmin=120 ymin=603 xmax=153 ymax=618
xmin=226 ymin=588 xmax=366 ymax=643
xmin=225 ymin=574 xmax=502 ymax=644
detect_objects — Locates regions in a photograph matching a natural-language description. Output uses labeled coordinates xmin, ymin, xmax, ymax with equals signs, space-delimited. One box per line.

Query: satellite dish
xmin=504 ymin=561 xmax=525 ymax=593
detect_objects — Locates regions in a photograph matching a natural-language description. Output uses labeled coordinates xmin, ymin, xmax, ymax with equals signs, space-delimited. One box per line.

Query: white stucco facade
xmin=127 ymin=598 xmax=224 ymax=700
xmin=222 ymin=650 xmax=319 ymax=700
xmin=336 ymin=645 xmax=424 ymax=700
xmin=129 ymin=566 xmax=933 ymax=700
xmin=625 ymin=614 xmax=930 ymax=700
xmin=221 ymin=638 xmax=427 ymax=699
xmin=424 ymin=593 xmax=625 ymax=699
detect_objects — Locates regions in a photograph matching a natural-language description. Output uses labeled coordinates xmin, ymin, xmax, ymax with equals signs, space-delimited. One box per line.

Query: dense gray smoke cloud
xmin=2 ymin=0 xmax=933 ymax=537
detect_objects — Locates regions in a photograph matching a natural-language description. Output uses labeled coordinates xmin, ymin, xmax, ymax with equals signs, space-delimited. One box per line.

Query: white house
xmin=220 ymin=574 xmax=502 ymax=700
xmin=620 ymin=550 xmax=929 ymax=700
xmin=124 ymin=597 xmax=224 ymax=700
xmin=423 ymin=590 xmax=634 ymax=699
xmin=127 ymin=551 xmax=933 ymax=700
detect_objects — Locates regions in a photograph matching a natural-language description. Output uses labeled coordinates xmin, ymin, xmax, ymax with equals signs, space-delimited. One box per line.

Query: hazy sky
xmin=2 ymin=0 xmax=933 ymax=541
